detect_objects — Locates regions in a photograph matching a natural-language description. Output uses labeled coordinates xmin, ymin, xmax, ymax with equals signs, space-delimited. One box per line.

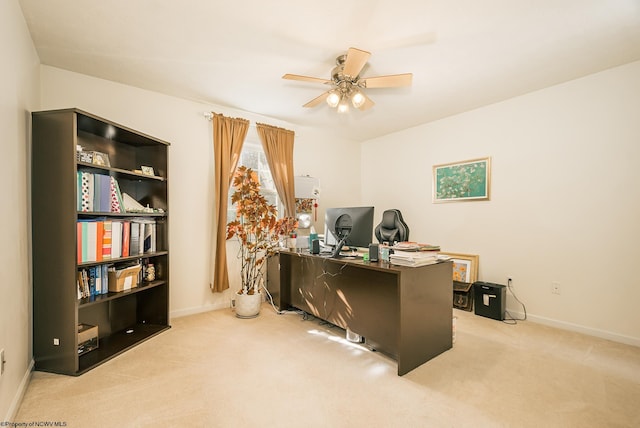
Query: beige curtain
xmin=211 ymin=113 xmax=249 ymax=293
xmin=256 ymin=123 xmax=296 ymax=217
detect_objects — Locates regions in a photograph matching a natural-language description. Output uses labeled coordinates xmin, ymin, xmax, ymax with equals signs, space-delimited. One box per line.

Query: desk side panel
xmin=397 ymin=261 xmax=453 ymax=375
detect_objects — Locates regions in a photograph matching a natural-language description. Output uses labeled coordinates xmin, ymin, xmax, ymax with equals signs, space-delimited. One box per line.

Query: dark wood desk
xmin=267 ymin=251 xmax=453 ymax=375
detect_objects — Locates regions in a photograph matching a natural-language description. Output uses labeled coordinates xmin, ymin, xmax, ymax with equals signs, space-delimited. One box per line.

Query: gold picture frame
xmin=439 ymin=252 xmax=479 ymax=283
xmin=91 ymin=151 xmax=110 ymax=167
xmin=141 ymin=165 xmax=155 ymax=176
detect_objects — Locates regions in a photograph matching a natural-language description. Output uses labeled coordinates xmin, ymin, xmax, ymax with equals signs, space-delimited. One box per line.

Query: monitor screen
xmin=324 ymin=206 xmax=375 ymax=251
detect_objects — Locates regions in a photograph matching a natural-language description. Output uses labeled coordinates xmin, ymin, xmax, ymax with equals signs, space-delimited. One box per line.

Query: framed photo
xmin=141 ymin=166 xmax=155 ymax=176
xmin=78 ymin=151 xmax=93 ymax=164
xmin=91 ymin=151 xmax=110 ymax=167
xmin=439 ymin=252 xmax=479 ymax=283
xmin=433 ymin=157 xmax=491 ymax=203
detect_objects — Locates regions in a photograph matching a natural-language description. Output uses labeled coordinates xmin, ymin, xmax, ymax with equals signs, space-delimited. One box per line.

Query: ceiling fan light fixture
xmin=351 ymin=90 xmax=365 ymax=108
xmin=337 ymin=97 xmax=350 ymax=113
xmin=326 ymin=90 xmax=340 ymax=108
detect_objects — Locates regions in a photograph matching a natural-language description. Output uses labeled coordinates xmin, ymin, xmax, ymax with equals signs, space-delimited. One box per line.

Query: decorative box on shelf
xmin=453 ymin=280 xmax=474 ymax=311
xmin=108 ymin=264 xmax=142 ymax=292
xmin=77 ymin=323 xmax=98 ymax=355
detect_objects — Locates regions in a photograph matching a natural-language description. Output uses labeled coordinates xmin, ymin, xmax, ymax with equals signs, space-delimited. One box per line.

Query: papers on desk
xmin=392 ymin=242 xmax=441 ymax=252
xmin=389 ymin=250 xmax=440 ymax=267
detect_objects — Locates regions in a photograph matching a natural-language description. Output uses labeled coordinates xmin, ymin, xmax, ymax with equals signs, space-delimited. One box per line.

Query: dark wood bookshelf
xmin=31 ymin=108 xmax=171 ymax=376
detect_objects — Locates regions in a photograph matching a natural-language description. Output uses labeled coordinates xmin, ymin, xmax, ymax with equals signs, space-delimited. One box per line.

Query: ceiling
xmin=18 ymin=0 xmax=640 ymax=142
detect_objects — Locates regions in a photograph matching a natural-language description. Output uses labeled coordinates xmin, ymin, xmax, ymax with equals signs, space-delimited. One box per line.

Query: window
xmin=227 ymin=142 xmax=281 ymax=221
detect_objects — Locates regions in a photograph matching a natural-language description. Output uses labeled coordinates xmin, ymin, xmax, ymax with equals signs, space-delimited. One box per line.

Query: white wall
xmin=362 ymin=61 xmax=640 ymax=345
xmin=0 ymin=0 xmax=40 ymax=420
xmin=39 ymin=65 xmax=360 ymax=316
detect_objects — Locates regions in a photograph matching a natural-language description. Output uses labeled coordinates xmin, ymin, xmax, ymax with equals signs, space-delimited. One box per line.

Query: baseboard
xmin=170 ymin=301 xmax=229 ymax=319
xmin=170 ymin=292 xmax=269 ymax=319
xmin=506 ymin=309 xmax=640 ymax=347
xmin=4 ymin=359 xmax=34 ymax=422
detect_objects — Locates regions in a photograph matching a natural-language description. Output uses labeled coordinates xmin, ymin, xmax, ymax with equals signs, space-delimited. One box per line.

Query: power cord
xmin=261 ymin=280 xmax=302 ymax=316
xmin=503 ymin=278 xmax=527 ymax=324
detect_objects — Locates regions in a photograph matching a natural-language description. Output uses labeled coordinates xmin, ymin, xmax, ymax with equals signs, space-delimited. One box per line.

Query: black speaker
xmin=311 ymin=239 xmax=320 ymax=254
xmin=473 ymin=282 xmax=506 ymax=321
xmin=368 ymin=243 xmax=379 ymax=261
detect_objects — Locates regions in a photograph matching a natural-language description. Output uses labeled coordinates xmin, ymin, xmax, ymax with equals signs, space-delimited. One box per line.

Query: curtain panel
xmin=211 ymin=113 xmax=249 ymax=293
xmin=255 ymin=123 xmax=296 ymax=218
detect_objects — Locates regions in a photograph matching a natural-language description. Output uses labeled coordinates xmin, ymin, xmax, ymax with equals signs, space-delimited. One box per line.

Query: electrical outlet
xmin=507 ymin=276 xmax=513 ymax=285
xmin=1 ymin=349 xmax=5 ymax=375
xmin=551 ymin=281 xmax=561 ymax=295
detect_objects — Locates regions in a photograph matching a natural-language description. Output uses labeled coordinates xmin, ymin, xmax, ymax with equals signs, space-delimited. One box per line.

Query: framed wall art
xmin=433 ymin=157 xmax=491 ymax=202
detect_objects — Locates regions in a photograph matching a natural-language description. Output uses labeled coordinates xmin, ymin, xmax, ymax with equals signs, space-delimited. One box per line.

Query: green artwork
xmin=434 ymin=158 xmax=490 ymax=202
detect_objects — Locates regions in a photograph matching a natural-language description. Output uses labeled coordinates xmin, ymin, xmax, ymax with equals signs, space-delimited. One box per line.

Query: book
xmin=111 ymin=221 xmax=122 ymax=259
xmin=76 ymin=222 xmax=83 ymax=264
xmin=102 ymin=220 xmax=112 ymax=260
xmin=95 ymin=221 xmax=104 ymax=262
xmin=102 ymin=264 xmax=109 ymax=294
xmin=110 ymin=176 xmax=124 ymax=213
xmin=98 ymin=174 xmax=111 ymax=212
xmin=121 ymin=221 xmax=130 ymax=257
xmin=79 ymin=172 xmax=93 ymax=212
xmin=86 ymin=221 xmax=97 ymax=262
xmin=130 ymin=222 xmax=140 ymax=255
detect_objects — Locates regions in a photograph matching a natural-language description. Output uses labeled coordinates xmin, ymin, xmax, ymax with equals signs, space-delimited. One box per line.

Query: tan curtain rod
xmin=203 ymin=112 xmax=255 ymax=127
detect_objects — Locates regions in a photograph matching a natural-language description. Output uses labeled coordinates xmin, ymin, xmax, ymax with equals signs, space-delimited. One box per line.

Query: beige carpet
xmin=15 ymin=304 xmax=640 ymax=427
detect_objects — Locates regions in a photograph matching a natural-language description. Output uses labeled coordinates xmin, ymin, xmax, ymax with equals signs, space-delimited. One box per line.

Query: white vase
xmin=234 ymin=291 xmax=262 ymax=319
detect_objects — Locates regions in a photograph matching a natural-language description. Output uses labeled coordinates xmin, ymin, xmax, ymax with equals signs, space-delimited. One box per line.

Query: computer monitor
xmin=324 ymin=206 xmax=374 ymax=257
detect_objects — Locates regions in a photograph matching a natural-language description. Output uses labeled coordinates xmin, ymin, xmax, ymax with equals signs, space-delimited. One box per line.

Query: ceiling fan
xmin=282 ymin=47 xmax=412 ymax=113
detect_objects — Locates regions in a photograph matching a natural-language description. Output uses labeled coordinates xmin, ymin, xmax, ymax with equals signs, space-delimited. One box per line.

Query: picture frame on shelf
xmin=141 ymin=166 xmax=155 ymax=176
xmin=77 ymin=151 xmax=93 ymax=164
xmin=91 ymin=151 xmax=110 ymax=167
xmin=433 ymin=157 xmax=491 ymax=203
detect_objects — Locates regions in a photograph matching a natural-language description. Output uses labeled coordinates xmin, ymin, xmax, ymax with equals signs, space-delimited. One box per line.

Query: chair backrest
xmin=374 ymin=209 xmax=410 ymax=244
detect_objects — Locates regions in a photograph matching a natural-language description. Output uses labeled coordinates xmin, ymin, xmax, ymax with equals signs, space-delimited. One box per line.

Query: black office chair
xmin=375 ymin=209 xmax=410 ymax=244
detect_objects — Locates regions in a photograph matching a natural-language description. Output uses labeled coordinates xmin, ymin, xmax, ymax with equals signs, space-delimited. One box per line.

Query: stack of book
xmin=390 ymin=250 xmax=440 ymax=267
xmin=76 ymin=218 xmax=157 ymax=263
xmin=77 ymin=172 xmax=124 ymax=213
xmin=77 ymin=265 xmax=110 ymax=298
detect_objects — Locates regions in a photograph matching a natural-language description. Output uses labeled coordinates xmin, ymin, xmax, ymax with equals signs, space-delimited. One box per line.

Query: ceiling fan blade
xmin=342 ymin=47 xmax=371 ymax=78
xmin=282 ymin=74 xmax=331 ymax=85
xmin=356 ymin=93 xmax=375 ymax=111
xmin=303 ymin=91 xmax=330 ymax=108
xmin=361 ymin=73 xmax=413 ymax=88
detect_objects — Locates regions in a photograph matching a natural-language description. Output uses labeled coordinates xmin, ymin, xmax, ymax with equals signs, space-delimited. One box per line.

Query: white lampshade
xmin=351 ymin=91 xmax=365 ymax=108
xmin=326 ymin=91 xmax=340 ymax=108
xmin=337 ymin=97 xmax=350 ymax=113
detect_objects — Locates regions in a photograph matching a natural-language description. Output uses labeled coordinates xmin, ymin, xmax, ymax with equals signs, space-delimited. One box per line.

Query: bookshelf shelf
xmin=77 ymin=161 xmax=168 ymax=182
xmin=77 ymin=280 xmax=168 ymax=307
xmin=77 ymin=251 xmax=169 ymax=268
xmin=31 ymin=108 xmax=171 ymax=376
xmin=77 ymin=323 xmax=169 ymax=374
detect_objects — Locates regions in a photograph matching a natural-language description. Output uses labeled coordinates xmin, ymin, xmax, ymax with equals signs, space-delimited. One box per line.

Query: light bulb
xmin=351 ymin=91 xmax=365 ymax=108
xmin=326 ymin=91 xmax=340 ymax=108
xmin=337 ymin=97 xmax=349 ymax=113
